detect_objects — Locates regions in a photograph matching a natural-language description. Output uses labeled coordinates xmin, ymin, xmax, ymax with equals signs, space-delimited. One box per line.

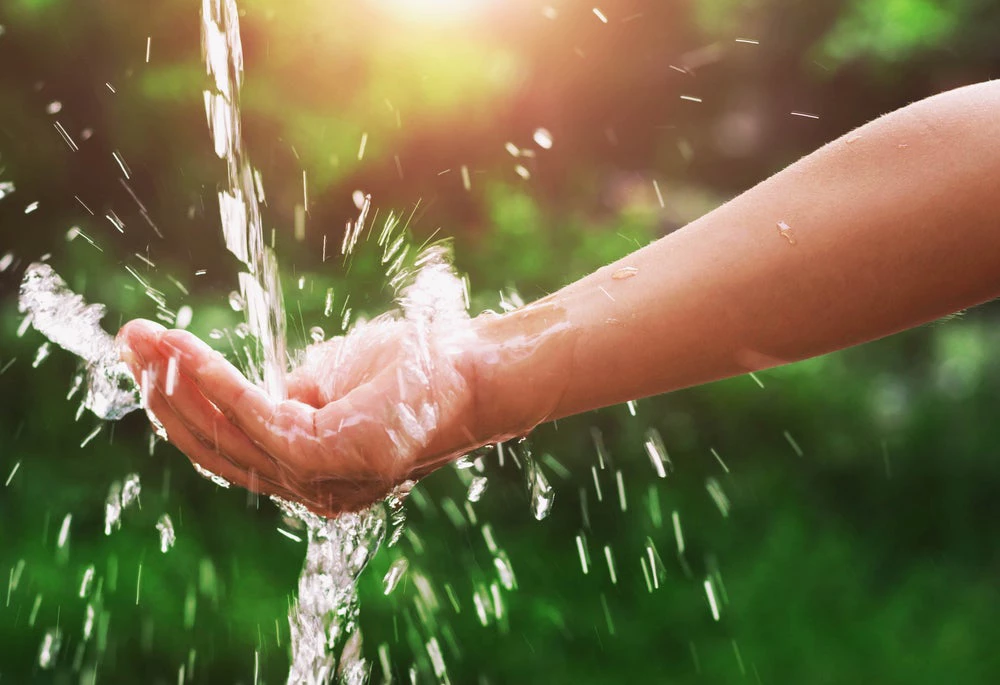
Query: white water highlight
xmin=18 ymin=262 xmax=140 ymax=421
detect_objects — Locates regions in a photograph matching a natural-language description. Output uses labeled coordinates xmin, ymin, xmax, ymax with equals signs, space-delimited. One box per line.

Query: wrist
xmin=464 ymin=302 xmax=575 ymax=444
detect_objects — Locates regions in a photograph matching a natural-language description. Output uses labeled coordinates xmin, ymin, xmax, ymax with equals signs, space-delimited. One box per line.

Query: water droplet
xmin=38 ymin=628 xmax=61 ymax=669
xmin=46 ymin=101 xmax=62 ymax=115
xmin=525 ymin=456 xmax=554 ymax=520
xmin=704 ymin=577 xmax=721 ymax=620
xmin=603 ymin=545 xmax=618 ymax=583
xmin=82 ymin=603 xmax=95 ymax=640
xmin=776 ymin=220 xmax=796 ymax=245
xmin=175 ymin=305 xmax=193 ymax=330
xmin=382 ymin=558 xmax=408 ymax=595
xmin=156 ymin=514 xmax=176 ymax=553
xmin=706 ymin=477 xmax=730 ymax=517
xmin=104 ymin=482 xmax=123 ymax=535
xmin=0 ymin=182 xmax=14 ymax=201
xmin=533 ymin=128 xmax=553 ymax=150
xmin=612 ymin=266 xmax=638 ymax=280
xmin=467 ymin=476 xmax=488 ymax=503
xmin=228 ymin=291 xmax=245 ymax=311
xmin=514 ymin=164 xmax=531 ymax=180
xmin=493 ymin=552 xmax=516 ymax=590
xmin=121 ymin=474 xmax=141 ymax=508
xmin=234 ymin=323 xmax=250 ymax=338
xmin=352 ymin=189 xmax=366 ymax=209
xmin=309 ymin=326 xmax=325 ymax=343
xmin=323 ymin=288 xmax=334 ymax=317
xmin=79 ymin=565 xmax=95 ymax=597
xmin=56 ymin=514 xmax=72 ymax=549
xmin=576 ymin=534 xmax=590 ymax=574
xmin=32 ymin=342 xmax=51 ymax=368
xmin=208 ymin=328 xmax=224 ymax=340
xmin=644 ymin=428 xmax=671 ymax=478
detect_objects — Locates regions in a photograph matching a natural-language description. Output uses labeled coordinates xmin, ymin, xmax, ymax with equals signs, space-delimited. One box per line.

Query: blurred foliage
xmin=2 ymin=0 xmax=1000 ymax=683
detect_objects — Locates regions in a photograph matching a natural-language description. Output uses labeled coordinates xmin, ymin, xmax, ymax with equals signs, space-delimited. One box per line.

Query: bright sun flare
xmin=377 ymin=0 xmax=494 ymax=23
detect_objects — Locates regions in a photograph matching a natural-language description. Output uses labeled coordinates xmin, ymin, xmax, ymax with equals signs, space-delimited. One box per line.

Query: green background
xmin=2 ymin=0 xmax=1000 ymax=682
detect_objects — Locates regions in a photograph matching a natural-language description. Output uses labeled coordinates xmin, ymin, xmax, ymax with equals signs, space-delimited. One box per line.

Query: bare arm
xmin=120 ymin=81 xmax=1000 ymax=515
xmin=474 ymin=80 xmax=1000 ymax=439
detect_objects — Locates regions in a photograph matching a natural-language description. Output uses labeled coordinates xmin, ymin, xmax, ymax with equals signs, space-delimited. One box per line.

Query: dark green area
xmin=2 ymin=0 xmax=1000 ymax=682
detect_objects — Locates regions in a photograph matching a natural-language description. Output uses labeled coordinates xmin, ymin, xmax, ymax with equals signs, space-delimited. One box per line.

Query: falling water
xmin=201 ymin=0 xmax=286 ymax=398
xmin=200 ymin=1 xmax=392 ymax=681
xmin=275 ymin=499 xmax=389 ymax=685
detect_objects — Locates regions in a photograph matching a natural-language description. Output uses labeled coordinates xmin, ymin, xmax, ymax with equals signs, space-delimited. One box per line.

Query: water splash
xmin=518 ymin=441 xmax=555 ymax=520
xmin=382 ymin=558 xmax=409 ymax=595
xmin=104 ymin=474 xmax=141 ymax=535
xmin=18 ymin=263 xmax=140 ymax=420
xmin=466 ymin=476 xmax=488 ymax=503
xmin=156 ymin=514 xmax=176 ymax=553
xmin=275 ymin=498 xmax=387 ymax=685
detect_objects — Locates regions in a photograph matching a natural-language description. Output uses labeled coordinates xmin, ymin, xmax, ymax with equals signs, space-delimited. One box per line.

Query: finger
xmin=159 ymin=329 xmax=288 ymax=451
xmin=148 ymin=355 xmax=284 ymax=483
xmin=117 ymin=319 xmax=167 ymax=382
xmin=117 ymin=319 xmax=165 ymax=357
xmin=145 ymin=383 xmax=291 ymax=499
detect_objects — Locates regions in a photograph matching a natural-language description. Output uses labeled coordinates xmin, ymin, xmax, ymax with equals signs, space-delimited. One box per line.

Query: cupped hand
xmin=117 ymin=315 xmax=487 ymax=517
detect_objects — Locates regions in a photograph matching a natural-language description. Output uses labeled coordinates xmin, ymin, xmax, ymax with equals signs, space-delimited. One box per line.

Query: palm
xmin=119 ymin=316 xmax=478 ymax=517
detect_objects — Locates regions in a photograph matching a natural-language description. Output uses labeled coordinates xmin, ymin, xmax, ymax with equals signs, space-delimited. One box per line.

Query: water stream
xmin=204 ymin=0 xmax=385 ymax=680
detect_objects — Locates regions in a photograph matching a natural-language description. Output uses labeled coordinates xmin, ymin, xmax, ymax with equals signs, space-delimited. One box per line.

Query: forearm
xmin=472 ymin=80 xmax=1000 ymax=436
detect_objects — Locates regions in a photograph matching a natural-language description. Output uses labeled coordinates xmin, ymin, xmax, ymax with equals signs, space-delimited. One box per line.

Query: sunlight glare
xmin=377 ymin=0 xmax=494 ymax=24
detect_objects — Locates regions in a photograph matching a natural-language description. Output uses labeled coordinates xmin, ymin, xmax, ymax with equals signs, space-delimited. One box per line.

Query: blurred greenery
xmin=2 ymin=0 xmax=1000 ymax=682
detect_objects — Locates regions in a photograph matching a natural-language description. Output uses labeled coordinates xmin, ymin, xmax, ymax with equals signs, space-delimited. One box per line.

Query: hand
xmin=117 ymin=315 xmax=486 ymax=517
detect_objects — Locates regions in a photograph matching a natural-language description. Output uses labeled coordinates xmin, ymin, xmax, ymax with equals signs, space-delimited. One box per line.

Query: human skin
xmin=119 ymin=80 xmax=1000 ymax=517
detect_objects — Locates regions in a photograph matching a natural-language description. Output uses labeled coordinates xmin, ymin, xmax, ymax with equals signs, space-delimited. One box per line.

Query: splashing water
xmin=382 ymin=558 xmax=409 ymax=596
xmin=275 ymin=498 xmax=389 ymax=685
xmin=517 ymin=440 xmax=555 ymax=520
xmin=156 ymin=514 xmax=176 ymax=553
xmin=18 ymin=263 xmax=140 ymax=420
xmin=104 ymin=474 xmax=141 ymax=535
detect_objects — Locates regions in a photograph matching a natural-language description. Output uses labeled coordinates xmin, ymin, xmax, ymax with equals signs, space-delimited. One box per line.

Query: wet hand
xmin=117 ymin=317 xmax=483 ymax=517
